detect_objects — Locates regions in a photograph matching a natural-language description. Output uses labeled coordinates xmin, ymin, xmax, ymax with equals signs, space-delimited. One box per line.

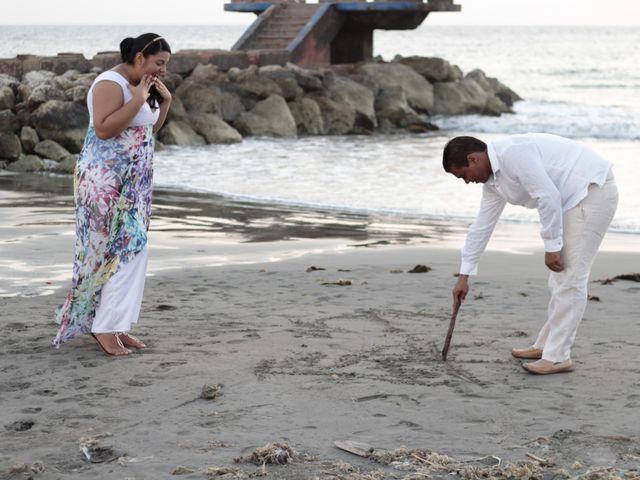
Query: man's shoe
xmin=522 ymin=359 xmax=574 ymax=375
xmin=511 ymin=347 xmax=543 ymax=359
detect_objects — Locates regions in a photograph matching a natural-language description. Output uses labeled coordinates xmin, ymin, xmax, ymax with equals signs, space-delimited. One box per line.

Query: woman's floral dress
xmin=53 ymin=124 xmax=154 ymax=346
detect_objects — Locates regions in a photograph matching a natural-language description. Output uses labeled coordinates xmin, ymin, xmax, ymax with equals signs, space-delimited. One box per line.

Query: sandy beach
xmin=1 ymin=172 xmax=639 ymax=479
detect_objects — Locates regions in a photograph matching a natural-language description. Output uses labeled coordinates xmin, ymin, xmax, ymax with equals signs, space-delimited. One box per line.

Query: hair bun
xmin=119 ymin=37 xmax=135 ymax=59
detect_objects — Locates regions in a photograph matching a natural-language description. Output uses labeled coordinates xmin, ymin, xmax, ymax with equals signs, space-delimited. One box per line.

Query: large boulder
xmin=359 ymin=62 xmax=434 ymax=113
xmin=187 ymin=112 xmax=242 ymax=144
xmin=288 ymin=97 xmax=325 ymax=135
xmin=34 ymin=139 xmax=70 ymax=161
xmin=397 ymin=56 xmax=455 ymax=83
xmin=187 ymin=64 xmax=222 ymax=83
xmin=432 ymin=82 xmax=470 ymax=115
xmin=325 ymin=73 xmax=377 ymax=131
xmin=237 ymin=76 xmax=283 ymax=100
xmin=219 ymin=92 xmax=246 ymax=123
xmin=175 ymin=81 xmax=223 ymax=114
xmin=166 ymin=96 xmax=187 ymax=122
xmin=6 ymin=154 xmax=45 ymax=172
xmin=0 ymin=109 xmax=20 ymax=133
xmin=23 ymin=70 xmax=55 ymax=88
xmin=309 ymin=94 xmax=355 ymax=135
xmin=0 ymin=86 xmax=15 ymax=110
xmin=20 ymin=126 xmax=39 ymax=153
xmin=157 ymin=120 xmax=206 ymax=146
xmin=459 ymin=78 xmax=489 ymax=112
xmin=259 ymin=66 xmax=303 ymax=101
xmin=0 ymin=73 xmax=20 ymax=93
xmin=234 ymin=95 xmax=296 ymax=138
xmin=30 ymin=100 xmax=88 ymax=152
xmin=374 ymin=86 xmax=417 ymax=125
xmin=285 ymin=62 xmax=323 ymax=92
xmin=486 ymin=77 xmax=521 ymax=107
xmin=0 ymin=132 xmax=22 ymax=160
xmin=27 ymin=84 xmax=66 ymax=109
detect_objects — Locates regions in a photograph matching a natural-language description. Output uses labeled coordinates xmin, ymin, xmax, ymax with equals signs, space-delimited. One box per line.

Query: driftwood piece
xmin=334 ymin=440 xmax=375 ymax=458
xmin=442 ymin=298 xmax=461 ymax=361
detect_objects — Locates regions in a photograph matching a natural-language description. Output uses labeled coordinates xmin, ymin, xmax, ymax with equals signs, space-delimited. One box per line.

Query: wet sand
xmin=1 ymin=172 xmax=639 ymax=479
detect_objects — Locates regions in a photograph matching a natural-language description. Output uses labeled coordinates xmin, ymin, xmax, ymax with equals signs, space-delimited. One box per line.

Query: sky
xmin=2 ymin=0 xmax=640 ymax=25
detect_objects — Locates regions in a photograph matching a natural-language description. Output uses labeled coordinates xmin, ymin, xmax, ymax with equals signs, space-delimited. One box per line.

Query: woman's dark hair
xmin=442 ymin=136 xmax=487 ymax=172
xmin=119 ymin=33 xmax=171 ymax=110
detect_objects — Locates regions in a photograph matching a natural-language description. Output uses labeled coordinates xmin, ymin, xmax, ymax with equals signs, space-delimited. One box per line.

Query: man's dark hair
xmin=442 ymin=136 xmax=487 ymax=172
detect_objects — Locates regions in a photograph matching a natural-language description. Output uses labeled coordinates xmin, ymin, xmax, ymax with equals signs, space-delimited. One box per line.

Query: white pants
xmin=533 ymin=177 xmax=618 ymax=362
xmin=91 ymin=246 xmax=149 ymax=334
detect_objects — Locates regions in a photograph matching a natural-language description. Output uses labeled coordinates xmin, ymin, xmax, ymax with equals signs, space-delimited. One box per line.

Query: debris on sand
xmin=408 ymin=264 xmax=431 ymax=273
xmin=204 ymin=466 xmax=247 ymax=478
xmin=79 ymin=434 xmax=121 ymax=463
xmin=390 ymin=268 xmax=403 ymax=274
xmin=321 ymin=279 xmax=352 ymax=286
xmin=201 ymin=383 xmax=221 ymax=400
xmin=348 ymin=240 xmax=391 ymax=248
xmin=306 ymin=266 xmax=326 ymax=272
xmin=2 ymin=462 xmax=45 ymax=478
xmin=596 ymin=273 xmax=640 ymax=284
xmin=236 ymin=442 xmax=296 ymax=466
xmin=171 ymin=465 xmax=195 ymax=475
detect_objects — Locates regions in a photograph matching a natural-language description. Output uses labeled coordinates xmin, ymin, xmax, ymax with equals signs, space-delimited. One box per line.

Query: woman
xmin=54 ymin=33 xmax=172 ymax=356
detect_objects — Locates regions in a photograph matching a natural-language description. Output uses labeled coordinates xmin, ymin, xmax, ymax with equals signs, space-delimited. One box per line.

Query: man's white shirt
xmin=460 ymin=133 xmax=613 ymax=276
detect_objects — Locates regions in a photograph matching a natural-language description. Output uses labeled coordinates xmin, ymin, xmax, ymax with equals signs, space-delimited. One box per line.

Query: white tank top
xmin=87 ymin=71 xmax=160 ymax=128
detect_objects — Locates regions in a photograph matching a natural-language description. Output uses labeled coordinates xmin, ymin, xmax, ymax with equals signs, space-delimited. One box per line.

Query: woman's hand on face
xmin=153 ymin=77 xmax=172 ymax=102
xmin=128 ymin=74 xmax=153 ymax=104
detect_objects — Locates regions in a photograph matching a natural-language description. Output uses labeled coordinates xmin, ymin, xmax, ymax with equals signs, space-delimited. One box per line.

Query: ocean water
xmin=2 ymin=25 xmax=639 ymax=233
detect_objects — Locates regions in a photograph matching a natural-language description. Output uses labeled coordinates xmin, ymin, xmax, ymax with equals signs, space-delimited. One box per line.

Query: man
xmin=443 ymin=133 xmax=618 ymax=374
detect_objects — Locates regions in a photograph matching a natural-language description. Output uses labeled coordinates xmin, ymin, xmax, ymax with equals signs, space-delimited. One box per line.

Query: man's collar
xmin=487 ymin=142 xmax=500 ymax=184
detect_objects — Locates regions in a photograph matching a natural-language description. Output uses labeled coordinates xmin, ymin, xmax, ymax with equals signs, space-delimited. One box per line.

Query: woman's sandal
xmin=91 ymin=333 xmax=131 ymax=357
xmin=117 ymin=332 xmax=146 ymax=349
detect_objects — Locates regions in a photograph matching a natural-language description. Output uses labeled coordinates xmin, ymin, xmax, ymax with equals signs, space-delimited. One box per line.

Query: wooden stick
xmin=441 ymin=297 xmax=461 ymax=361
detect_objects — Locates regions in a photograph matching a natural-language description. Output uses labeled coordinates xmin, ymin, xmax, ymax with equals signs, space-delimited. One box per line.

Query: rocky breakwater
xmin=0 ymin=56 xmax=520 ymax=173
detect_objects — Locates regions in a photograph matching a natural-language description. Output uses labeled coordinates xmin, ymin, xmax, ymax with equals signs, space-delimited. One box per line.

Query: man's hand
xmin=545 ymin=251 xmax=564 ymax=272
xmin=452 ymin=275 xmax=469 ymax=308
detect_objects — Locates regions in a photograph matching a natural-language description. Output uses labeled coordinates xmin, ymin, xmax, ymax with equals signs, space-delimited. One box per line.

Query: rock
xmin=227 ymin=65 xmax=258 ymax=83
xmin=325 ymin=73 xmax=377 ymax=131
xmin=285 ymin=62 xmax=323 ymax=91
xmin=158 ymin=120 xmax=206 ymax=146
xmin=374 ymin=86 xmax=417 ymax=125
xmin=23 ymin=70 xmax=55 ymax=88
xmin=449 ymin=64 xmax=463 ymax=81
xmin=0 ymin=86 xmax=15 ymax=110
xmin=401 ymin=115 xmax=439 ymax=133
xmin=200 ymin=383 xmax=221 ymax=399
xmin=432 ymin=82 xmax=467 ymax=115
xmin=54 ymin=154 xmax=78 ymax=174
xmin=176 ymin=80 xmax=223 ymax=114
xmin=188 ymin=112 xmax=242 ymax=144
xmin=66 ymin=85 xmax=89 ymax=104
xmin=30 ymin=100 xmax=88 ymax=152
xmin=459 ymin=77 xmax=489 ymax=112
xmin=359 ymin=62 xmax=434 ymax=113
xmin=259 ymin=67 xmax=303 ymax=100
xmin=0 ymin=73 xmax=20 ymax=93
xmin=72 ymin=73 xmax=98 ymax=89
xmin=0 ymin=132 xmax=22 ymax=160
xmin=238 ymin=76 xmax=283 ymax=100
xmin=20 ymin=126 xmax=39 ymax=152
xmin=6 ymin=154 xmax=45 ymax=172
xmin=288 ymin=97 xmax=325 ymax=135
xmin=398 ymin=56 xmax=454 ymax=83
xmin=166 ymin=95 xmax=187 ymax=122
xmin=157 ymin=72 xmax=181 ymax=93
xmin=0 ymin=109 xmax=20 ymax=133
xmin=28 ymin=84 xmax=66 ymax=109
xmin=34 ymin=139 xmax=70 ymax=161
xmin=234 ymin=95 xmax=296 ymax=138
xmin=484 ymin=94 xmax=510 ymax=116
xmin=310 ymin=94 xmax=355 ymax=135
xmin=50 ymin=75 xmax=74 ymax=92
xmin=187 ymin=64 xmax=221 ymax=83
xmin=486 ymin=77 xmax=521 ymax=106
xmin=465 ymin=69 xmax=494 ymax=94
xmin=219 ymin=92 xmax=246 ymax=123
xmin=16 ymin=84 xmax=32 ymax=103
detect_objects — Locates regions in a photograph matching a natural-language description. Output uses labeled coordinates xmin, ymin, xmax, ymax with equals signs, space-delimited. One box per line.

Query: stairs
xmin=236 ymin=4 xmax=321 ymax=51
